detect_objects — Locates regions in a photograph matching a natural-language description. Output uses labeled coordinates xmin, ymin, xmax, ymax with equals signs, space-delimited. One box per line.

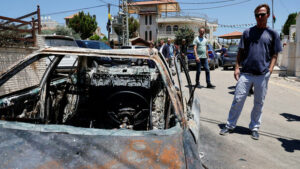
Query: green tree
xmin=129 ymin=17 xmax=139 ymax=38
xmin=102 ymin=35 xmax=108 ymax=41
xmin=68 ymin=11 xmax=98 ymax=40
xmin=175 ymin=26 xmax=195 ymax=45
xmin=89 ymin=34 xmax=100 ymax=40
xmin=282 ymin=12 xmax=297 ymax=35
xmin=113 ymin=16 xmax=139 ymax=38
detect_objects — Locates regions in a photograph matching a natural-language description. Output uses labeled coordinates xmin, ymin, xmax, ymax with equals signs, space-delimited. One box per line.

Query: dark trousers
xmin=196 ymin=58 xmax=211 ymax=85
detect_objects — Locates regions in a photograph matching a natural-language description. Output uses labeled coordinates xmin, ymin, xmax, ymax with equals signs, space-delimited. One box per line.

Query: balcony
xmin=157 ymin=13 xmax=218 ymax=25
xmin=157 ymin=30 xmax=176 ymax=40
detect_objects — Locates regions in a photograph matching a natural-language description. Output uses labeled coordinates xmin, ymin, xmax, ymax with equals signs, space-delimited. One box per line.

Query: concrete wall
xmin=0 ymin=47 xmax=47 ymax=96
xmin=289 ymin=25 xmax=296 ymax=42
xmin=279 ymin=45 xmax=289 ymax=68
xmin=295 ymin=13 xmax=300 ymax=77
xmin=287 ymin=42 xmax=296 ymax=76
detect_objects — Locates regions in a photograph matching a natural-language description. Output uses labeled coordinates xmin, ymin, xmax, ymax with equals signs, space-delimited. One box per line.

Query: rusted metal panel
xmin=0 ymin=46 xmax=202 ymax=168
xmin=0 ymin=16 xmax=31 ymax=25
xmin=0 ymin=126 xmax=186 ymax=169
xmin=183 ymin=129 xmax=203 ymax=169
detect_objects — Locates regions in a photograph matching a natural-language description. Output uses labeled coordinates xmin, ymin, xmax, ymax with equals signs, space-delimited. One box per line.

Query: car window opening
xmin=0 ymin=55 xmax=178 ymax=131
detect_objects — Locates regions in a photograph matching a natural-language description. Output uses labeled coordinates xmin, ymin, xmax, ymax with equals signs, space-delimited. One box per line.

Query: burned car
xmin=0 ymin=47 xmax=202 ymax=169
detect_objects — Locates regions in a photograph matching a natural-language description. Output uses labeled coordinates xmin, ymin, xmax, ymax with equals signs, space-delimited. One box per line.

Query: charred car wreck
xmin=0 ymin=47 xmax=202 ymax=169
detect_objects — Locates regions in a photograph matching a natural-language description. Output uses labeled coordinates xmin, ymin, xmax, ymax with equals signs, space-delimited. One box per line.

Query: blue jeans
xmin=226 ymin=72 xmax=271 ymax=131
xmin=196 ymin=58 xmax=211 ymax=85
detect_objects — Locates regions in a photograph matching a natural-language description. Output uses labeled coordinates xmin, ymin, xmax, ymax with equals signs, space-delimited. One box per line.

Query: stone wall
xmin=0 ymin=47 xmax=47 ymax=96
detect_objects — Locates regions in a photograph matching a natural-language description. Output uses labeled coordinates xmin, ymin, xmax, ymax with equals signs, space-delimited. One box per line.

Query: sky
xmin=1 ymin=0 xmax=299 ymax=37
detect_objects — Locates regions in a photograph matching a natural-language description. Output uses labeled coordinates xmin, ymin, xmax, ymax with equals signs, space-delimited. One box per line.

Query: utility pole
xmin=107 ymin=3 xmax=111 ymax=42
xmin=272 ymin=0 xmax=274 ymax=29
xmin=125 ymin=0 xmax=129 ymax=46
xmin=115 ymin=0 xmax=129 ymax=46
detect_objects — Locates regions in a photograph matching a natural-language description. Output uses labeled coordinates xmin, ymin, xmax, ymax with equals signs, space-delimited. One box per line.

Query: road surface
xmin=182 ymin=68 xmax=300 ymax=169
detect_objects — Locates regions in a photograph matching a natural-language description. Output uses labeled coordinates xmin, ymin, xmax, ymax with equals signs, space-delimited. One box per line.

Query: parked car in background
xmin=187 ymin=44 xmax=218 ymax=70
xmin=40 ymin=35 xmax=79 ymax=69
xmin=215 ymin=48 xmax=224 ymax=66
xmin=222 ymin=45 xmax=239 ymax=70
xmin=37 ymin=35 xmax=78 ymax=48
xmin=207 ymin=44 xmax=219 ymax=69
xmin=76 ymin=40 xmax=111 ymax=50
xmin=0 ymin=47 xmax=202 ymax=168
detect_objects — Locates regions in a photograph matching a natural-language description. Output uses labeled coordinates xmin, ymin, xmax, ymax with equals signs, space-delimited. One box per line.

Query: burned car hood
xmin=0 ymin=121 xmax=201 ymax=169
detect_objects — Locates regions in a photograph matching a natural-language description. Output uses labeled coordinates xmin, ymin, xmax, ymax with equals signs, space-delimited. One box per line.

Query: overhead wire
xmin=278 ymin=0 xmax=290 ymax=13
xmin=181 ymin=0 xmax=251 ymax=10
xmin=42 ymin=4 xmax=107 ymax=16
xmin=98 ymin=0 xmax=118 ymax=7
xmin=177 ymin=0 xmax=236 ymax=5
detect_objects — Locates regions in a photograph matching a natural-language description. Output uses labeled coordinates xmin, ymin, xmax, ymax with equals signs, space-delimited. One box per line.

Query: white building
xmin=156 ymin=15 xmax=218 ymax=43
xmin=111 ymin=0 xmax=218 ymax=45
xmin=41 ymin=16 xmax=59 ymax=30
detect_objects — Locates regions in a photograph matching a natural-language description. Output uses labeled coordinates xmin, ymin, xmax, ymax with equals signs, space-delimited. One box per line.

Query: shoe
xmin=219 ymin=127 xmax=233 ymax=135
xmin=251 ymin=131 xmax=259 ymax=140
xmin=195 ymin=84 xmax=202 ymax=88
xmin=207 ymin=84 xmax=216 ymax=88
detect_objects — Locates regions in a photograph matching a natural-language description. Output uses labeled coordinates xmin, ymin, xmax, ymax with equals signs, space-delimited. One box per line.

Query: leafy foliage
xmin=102 ymin=36 xmax=108 ymax=41
xmin=129 ymin=17 xmax=139 ymax=38
xmin=175 ymin=26 xmax=195 ymax=45
xmin=282 ymin=12 xmax=297 ymax=35
xmin=89 ymin=34 xmax=100 ymax=40
xmin=113 ymin=16 xmax=139 ymax=38
xmin=68 ymin=11 xmax=98 ymax=40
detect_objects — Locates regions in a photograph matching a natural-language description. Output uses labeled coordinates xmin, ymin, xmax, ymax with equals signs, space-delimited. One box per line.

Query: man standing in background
xmin=193 ymin=27 xmax=215 ymax=88
xmin=180 ymin=39 xmax=189 ymax=71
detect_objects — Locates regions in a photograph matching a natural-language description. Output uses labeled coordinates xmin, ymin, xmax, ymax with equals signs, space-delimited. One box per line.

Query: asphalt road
xmin=182 ymin=68 xmax=300 ymax=169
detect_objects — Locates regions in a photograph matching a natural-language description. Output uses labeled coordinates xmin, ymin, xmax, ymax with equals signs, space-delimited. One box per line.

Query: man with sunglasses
xmin=220 ymin=4 xmax=282 ymax=140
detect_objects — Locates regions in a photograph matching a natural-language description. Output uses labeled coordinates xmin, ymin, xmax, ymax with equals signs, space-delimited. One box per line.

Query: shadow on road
xmin=228 ymin=86 xmax=235 ymax=95
xmin=280 ymin=113 xmax=300 ymax=122
xmin=228 ymin=86 xmax=236 ymax=90
xmin=277 ymin=138 xmax=300 ymax=152
xmin=227 ymin=85 xmax=254 ymax=96
xmin=201 ymin=117 xmax=300 ymax=144
xmin=218 ymin=124 xmax=250 ymax=135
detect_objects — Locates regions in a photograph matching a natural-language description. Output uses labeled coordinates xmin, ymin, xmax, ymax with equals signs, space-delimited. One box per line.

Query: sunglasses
xmin=255 ymin=13 xmax=267 ymax=18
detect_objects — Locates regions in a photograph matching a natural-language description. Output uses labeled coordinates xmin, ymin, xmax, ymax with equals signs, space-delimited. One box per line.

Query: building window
xmin=149 ymin=15 xmax=152 ymax=25
xmin=145 ymin=31 xmax=148 ymax=41
xmin=166 ymin=25 xmax=171 ymax=34
xmin=145 ymin=15 xmax=148 ymax=25
xmin=149 ymin=31 xmax=152 ymax=41
xmin=173 ymin=25 xmax=178 ymax=32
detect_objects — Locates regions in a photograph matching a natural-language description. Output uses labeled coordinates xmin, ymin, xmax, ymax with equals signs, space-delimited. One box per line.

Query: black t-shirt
xmin=239 ymin=26 xmax=282 ymax=75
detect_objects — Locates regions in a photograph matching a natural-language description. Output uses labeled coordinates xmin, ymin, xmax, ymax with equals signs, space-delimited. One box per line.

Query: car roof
xmin=39 ymin=47 xmax=155 ymax=59
xmin=38 ymin=34 xmax=75 ymax=40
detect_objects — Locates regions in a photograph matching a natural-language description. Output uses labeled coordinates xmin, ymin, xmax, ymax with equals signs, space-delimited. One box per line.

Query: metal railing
xmin=159 ymin=12 xmax=218 ymax=24
xmin=0 ymin=5 xmax=41 ymax=47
